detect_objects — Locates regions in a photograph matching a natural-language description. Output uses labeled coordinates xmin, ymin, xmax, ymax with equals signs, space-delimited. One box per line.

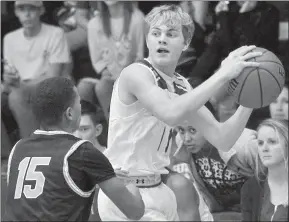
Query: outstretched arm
xmin=186 ymin=105 xmax=253 ymax=152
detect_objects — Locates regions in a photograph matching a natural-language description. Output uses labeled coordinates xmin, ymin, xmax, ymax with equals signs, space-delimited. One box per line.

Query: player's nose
xmin=158 ymin=33 xmax=168 ymax=45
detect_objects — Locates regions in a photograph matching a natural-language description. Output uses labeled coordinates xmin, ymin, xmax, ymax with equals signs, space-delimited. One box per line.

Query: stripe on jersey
xmin=63 ymin=140 xmax=95 ymax=198
xmin=173 ymin=82 xmax=188 ymax=95
xmin=137 ymin=60 xmax=169 ymax=90
xmin=137 ymin=60 xmax=190 ymax=96
xmin=7 ymin=140 xmax=22 ymax=184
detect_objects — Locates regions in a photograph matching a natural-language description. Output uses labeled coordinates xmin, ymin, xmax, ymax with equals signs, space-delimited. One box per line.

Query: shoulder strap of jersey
xmin=136 ymin=59 xmax=168 ymax=90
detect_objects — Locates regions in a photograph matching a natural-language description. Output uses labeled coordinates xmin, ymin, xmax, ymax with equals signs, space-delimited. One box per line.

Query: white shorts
xmin=98 ymin=182 xmax=179 ymax=221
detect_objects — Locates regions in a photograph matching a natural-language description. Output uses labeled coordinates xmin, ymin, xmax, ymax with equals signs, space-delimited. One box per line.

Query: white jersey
xmin=104 ymin=59 xmax=191 ymax=175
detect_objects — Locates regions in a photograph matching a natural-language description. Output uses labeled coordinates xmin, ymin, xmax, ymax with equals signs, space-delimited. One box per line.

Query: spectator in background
xmin=172 ymin=102 xmax=249 ymax=221
xmin=73 ymin=100 xmax=107 ymax=222
xmin=190 ymin=1 xmax=279 ymax=81
xmin=57 ymin=1 xmax=101 ymax=83
xmin=176 ymin=1 xmax=208 ymax=78
xmin=78 ymin=1 xmax=145 ymax=120
xmin=269 ymin=80 xmax=288 ymax=121
xmin=2 ymin=1 xmax=71 ymax=139
xmin=73 ymin=100 xmax=107 ymax=153
xmin=64 ymin=1 xmax=100 ymax=52
xmin=241 ymin=119 xmax=288 ymax=221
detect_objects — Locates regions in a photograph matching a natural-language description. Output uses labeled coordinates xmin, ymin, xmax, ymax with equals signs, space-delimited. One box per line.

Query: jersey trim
xmin=7 ymin=140 xmax=21 ymax=184
xmin=63 ymin=140 xmax=95 ymax=198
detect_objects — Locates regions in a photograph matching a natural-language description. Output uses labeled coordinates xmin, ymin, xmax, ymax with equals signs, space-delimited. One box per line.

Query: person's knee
xmin=167 ymin=173 xmax=198 ymax=199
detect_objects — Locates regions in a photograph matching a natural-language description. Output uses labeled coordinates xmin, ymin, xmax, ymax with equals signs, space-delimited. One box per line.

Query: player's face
xmin=15 ymin=5 xmax=42 ymax=29
xmin=257 ymin=126 xmax=287 ymax=168
xmin=269 ymin=87 xmax=288 ymax=120
xmin=74 ymin=115 xmax=98 ymax=144
xmin=146 ymin=24 xmax=186 ymax=66
xmin=177 ymin=126 xmax=206 ymax=153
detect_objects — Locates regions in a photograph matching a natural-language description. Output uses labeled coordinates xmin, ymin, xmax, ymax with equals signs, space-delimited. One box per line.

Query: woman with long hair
xmin=77 ymin=1 xmax=145 ymax=119
xmin=241 ymin=119 xmax=288 ymax=221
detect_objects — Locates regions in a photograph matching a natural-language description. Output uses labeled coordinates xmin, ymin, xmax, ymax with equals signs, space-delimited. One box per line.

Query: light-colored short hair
xmin=145 ymin=4 xmax=194 ymax=45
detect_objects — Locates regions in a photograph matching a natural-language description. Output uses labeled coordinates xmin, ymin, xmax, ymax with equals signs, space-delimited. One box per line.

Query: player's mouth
xmin=262 ymin=155 xmax=271 ymax=160
xmin=157 ymin=48 xmax=170 ymax=54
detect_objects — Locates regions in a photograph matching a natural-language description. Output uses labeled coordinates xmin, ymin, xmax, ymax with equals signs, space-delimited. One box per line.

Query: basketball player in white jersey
xmin=98 ymin=4 xmax=262 ymax=221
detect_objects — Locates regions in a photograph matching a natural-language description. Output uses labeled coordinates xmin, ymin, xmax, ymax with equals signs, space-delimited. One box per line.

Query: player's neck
xmin=23 ymin=22 xmax=42 ymax=38
xmin=147 ymin=57 xmax=177 ymax=77
xmin=39 ymin=124 xmax=72 ymax=134
xmin=268 ymin=163 xmax=288 ymax=186
xmin=93 ymin=139 xmax=106 ymax=153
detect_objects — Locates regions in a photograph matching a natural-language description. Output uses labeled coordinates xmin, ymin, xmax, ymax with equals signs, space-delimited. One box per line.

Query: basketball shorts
xmin=98 ymin=182 xmax=179 ymax=221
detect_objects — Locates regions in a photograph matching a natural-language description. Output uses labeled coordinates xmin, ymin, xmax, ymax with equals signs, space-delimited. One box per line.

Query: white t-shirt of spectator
xmin=3 ymin=23 xmax=71 ymax=81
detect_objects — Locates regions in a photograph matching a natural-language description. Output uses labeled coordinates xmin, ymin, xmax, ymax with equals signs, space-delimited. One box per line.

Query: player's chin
xmin=154 ymin=56 xmax=173 ymax=65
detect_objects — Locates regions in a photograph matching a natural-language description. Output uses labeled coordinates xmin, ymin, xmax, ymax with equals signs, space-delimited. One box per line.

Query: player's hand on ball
xmin=219 ymin=45 xmax=262 ymax=81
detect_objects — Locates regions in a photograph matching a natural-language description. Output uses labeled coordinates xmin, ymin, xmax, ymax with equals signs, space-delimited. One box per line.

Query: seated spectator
xmin=172 ymin=102 xmax=248 ymax=221
xmin=190 ymin=1 xmax=280 ymax=81
xmin=73 ymin=100 xmax=106 ymax=153
xmin=78 ymin=1 xmax=145 ymax=119
xmin=176 ymin=1 xmax=207 ymax=78
xmin=241 ymin=119 xmax=288 ymax=221
xmin=269 ymin=80 xmax=288 ymax=120
xmin=2 ymin=1 xmax=71 ymax=139
xmin=63 ymin=1 xmax=100 ymax=52
xmin=73 ymin=100 xmax=107 ymax=222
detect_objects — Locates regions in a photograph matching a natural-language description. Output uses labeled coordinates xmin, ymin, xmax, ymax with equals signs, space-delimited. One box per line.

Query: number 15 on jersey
xmin=14 ymin=157 xmax=51 ymax=199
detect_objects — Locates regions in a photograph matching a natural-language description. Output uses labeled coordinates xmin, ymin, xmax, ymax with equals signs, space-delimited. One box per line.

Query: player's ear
xmin=65 ymin=107 xmax=73 ymax=121
xmin=95 ymin=123 xmax=103 ymax=137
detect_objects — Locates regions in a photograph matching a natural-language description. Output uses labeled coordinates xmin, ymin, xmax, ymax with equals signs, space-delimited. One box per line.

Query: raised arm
xmin=123 ymin=45 xmax=260 ymax=128
xmin=190 ymin=105 xmax=253 ymax=152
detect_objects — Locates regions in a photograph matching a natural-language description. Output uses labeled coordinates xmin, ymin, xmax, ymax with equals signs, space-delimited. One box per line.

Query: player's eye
xmin=151 ymin=31 xmax=160 ymax=36
xmin=268 ymin=139 xmax=278 ymax=145
xmin=257 ymin=140 xmax=264 ymax=146
xmin=188 ymin=127 xmax=197 ymax=134
xmin=178 ymin=127 xmax=185 ymax=134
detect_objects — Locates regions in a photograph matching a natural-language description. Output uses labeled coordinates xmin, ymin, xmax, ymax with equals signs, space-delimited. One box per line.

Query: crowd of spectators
xmin=1 ymin=1 xmax=288 ymax=221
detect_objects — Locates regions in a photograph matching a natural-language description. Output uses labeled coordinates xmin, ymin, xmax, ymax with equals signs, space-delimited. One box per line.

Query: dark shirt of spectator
xmin=190 ymin=1 xmax=280 ymax=82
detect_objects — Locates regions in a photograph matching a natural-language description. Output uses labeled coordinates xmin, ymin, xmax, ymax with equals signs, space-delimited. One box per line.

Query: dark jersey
xmin=4 ymin=130 xmax=115 ymax=221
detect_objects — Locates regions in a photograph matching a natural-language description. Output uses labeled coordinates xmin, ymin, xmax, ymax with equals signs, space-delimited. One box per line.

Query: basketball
xmin=228 ymin=47 xmax=285 ymax=108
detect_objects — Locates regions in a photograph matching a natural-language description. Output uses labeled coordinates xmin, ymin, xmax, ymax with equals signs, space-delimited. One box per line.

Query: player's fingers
xmin=242 ymin=61 xmax=260 ymax=68
xmin=231 ymin=45 xmax=257 ymax=58
xmin=238 ymin=45 xmax=258 ymax=56
xmin=240 ymin=51 xmax=263 ymax=61
xmin=229 ymin=45 xmax=249 ymax=57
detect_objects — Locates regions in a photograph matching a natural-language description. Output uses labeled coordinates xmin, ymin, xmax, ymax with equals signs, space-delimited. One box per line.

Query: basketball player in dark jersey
xmin=3 ymin=77 xmax=144 ymax=221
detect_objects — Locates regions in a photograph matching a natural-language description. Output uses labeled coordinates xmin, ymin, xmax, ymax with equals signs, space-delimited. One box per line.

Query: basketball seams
xmin=257 ymin=67 xmax=283 ymax=92
xmin=256 ymin=64 xmax=263 ymax=107
xmin=233 ymin=48 xmax=284 ymax=108
xmin=256 ymin=60 xmax=283 ymax=67
xmin=237 ymin=70 xmax=254 ymax=104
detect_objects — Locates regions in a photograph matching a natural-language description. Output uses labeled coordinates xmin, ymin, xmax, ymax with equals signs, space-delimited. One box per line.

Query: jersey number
xmin=14 ymin=157 xmax=51 ymax=199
